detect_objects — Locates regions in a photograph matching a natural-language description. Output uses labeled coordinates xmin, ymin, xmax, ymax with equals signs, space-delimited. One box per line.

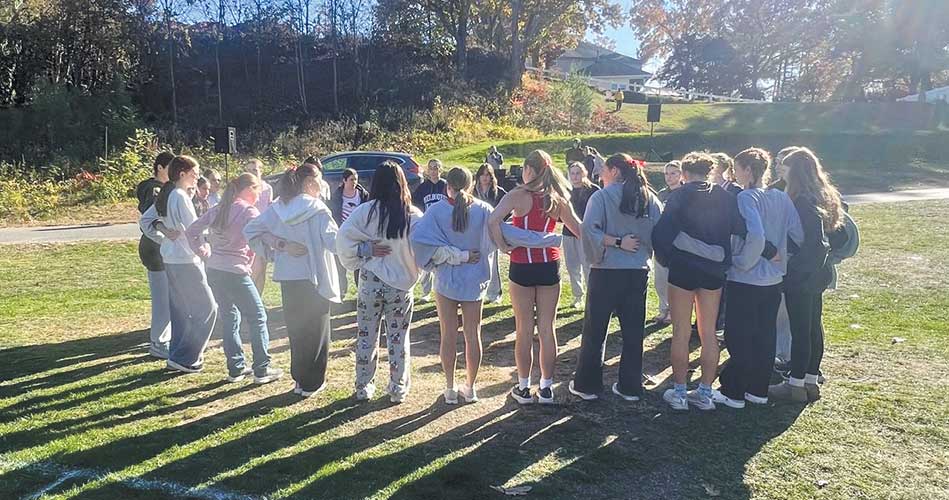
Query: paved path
xmin=2 ymin=188 xmax=949 ymax=244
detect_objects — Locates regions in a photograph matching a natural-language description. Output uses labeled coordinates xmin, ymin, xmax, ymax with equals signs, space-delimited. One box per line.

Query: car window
xmin=322 ymin=156 xmax=347 ymax=172
xmin=349 ymin=155 xmax=403 ymax=172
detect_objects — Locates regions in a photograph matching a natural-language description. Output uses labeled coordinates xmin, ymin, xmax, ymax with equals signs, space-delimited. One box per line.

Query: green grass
xmin=2 ymin=201 xmax=949 ymax=499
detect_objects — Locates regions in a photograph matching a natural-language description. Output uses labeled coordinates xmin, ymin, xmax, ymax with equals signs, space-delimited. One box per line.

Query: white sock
xmin=518 ymin=377 xmax=530 ymax=390
xmin=540 ymin=378 xmax=553 ymax=390
xmin=788 ymin=377 xmax=805 ymax=388
xmin=804 ymin=374 xmax=819 ymax=385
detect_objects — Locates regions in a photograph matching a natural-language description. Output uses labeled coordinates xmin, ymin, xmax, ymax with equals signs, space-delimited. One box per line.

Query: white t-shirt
xmin=341 ymin=191 xmax=362 ymax=222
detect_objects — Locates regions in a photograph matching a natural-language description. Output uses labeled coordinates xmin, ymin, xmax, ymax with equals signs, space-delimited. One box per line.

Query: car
xmin=263 ymin=151 xmax=422 ymax=194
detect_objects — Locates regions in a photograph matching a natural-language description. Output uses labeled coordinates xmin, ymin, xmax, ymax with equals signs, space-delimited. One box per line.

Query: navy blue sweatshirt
xmin=652 ymin=181 xmax=746 ymax=279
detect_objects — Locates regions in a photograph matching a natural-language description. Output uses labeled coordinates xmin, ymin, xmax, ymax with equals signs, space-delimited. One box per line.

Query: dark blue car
xmin=264 ymin=151 xmax=422 ymax=192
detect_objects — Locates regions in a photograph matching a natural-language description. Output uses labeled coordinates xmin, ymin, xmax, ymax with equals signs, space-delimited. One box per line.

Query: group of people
xmin=135 ymin=142 xmax=855 ymax=411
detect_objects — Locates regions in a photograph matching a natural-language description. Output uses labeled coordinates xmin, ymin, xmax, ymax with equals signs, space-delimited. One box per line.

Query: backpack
xmin=828 ymin=211 xmax=859 ymax=264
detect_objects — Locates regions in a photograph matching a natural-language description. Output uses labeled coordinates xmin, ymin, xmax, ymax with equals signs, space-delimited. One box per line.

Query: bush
xmin=512 ymin=74 xmax=634 ymax=134
xmin=87 ymin=129 xmax=161 ymax=203
xmin=0 ymin=164 xmax=64 ymax=221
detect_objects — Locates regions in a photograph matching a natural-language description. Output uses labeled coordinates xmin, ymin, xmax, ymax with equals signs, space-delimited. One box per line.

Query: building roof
xmin=898 ymin=85 xmax=949 ymax=102
xmin=553 ymin=41 xmax=651 ymax=79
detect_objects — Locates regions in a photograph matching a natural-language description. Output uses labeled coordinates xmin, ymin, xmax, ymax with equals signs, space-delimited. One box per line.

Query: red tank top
xmin=511 ymin=193 xmax=560 ymax=264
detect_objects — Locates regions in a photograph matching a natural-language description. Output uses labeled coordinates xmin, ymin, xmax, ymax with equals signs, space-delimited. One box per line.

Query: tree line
xmin=631 ymin=0 xmax=949 ymax=101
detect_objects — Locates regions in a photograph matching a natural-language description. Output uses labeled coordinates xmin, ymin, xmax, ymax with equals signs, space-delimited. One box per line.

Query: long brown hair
xmin=784 ymin=148 xmax=844 ymax=233
xmin=156 ymin=155 xmax=200 ymax=216
xmin=605 ymin=153 xmax=652 ymax=217
xmin=212 ymin=173 xmax=260 ymax=233
xmin=568 ymin=162 xmax=595 ymax=189
xmin=475 ymin=163 xmax=498 ymax=200
xmin=446 ymin=167 xmax=473 ymax=232
xmin=519 ymin=149 xmax=570 ymax=216
xmin=277 ymin=163 xmax=321 ymax=202
xmin=734 ymin=148 xmax=772 ymax=188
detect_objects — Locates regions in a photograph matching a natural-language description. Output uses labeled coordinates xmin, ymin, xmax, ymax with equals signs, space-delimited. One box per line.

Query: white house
xmin=898 ymin=85 xmax=949 ymax=102
xmin=549 ymin=41 xmax=652 ymax=92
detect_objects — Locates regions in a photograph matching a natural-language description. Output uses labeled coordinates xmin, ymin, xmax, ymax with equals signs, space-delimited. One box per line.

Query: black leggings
xmin=787 ymin=290 xmax=825 ymax=380
xmin=719 ymin=281 xmax=783 ymax=400
xmin=573 ymin=268 xmax=648 ymax=396
xmin=280 ymin=280 xmax=332 ymax=392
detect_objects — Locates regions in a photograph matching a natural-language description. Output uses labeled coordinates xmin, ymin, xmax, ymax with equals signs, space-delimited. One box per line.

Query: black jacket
xmin=412 ymin=179 xmax=448 ymax=212
xmin=330 ymin=183 xmax=370 ymax=225
xmin=785 ymin=195 xmax=831 ymax=293
xmin=136 ymin=178 xmax=164 ymax=271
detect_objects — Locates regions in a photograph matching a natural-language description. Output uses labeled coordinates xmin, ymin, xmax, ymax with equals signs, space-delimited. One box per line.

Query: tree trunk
xmin=166 ymin=20 xmax=177 ymax=130
xmin=509 ymin=0 xmax=524 ymax=87
xmin=455 ymin=0 xmax=470 ymax=77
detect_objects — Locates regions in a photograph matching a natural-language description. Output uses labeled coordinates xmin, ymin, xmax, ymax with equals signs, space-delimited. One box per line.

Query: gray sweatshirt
xmin=727 ymin=188 xmax=804 ymax=286
xmin=581 ymin=183 xmax=662 ymax=270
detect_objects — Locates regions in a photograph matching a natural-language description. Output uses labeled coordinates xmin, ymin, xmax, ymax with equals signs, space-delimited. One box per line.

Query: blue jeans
xmin=165 ymin=263 xmax=218 ymax=368
xmin=207 ymin=268 xmax=271 ymax=377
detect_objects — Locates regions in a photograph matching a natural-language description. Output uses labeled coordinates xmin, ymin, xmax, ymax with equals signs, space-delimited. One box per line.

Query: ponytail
xmin=212 ymin=173 xmax=260 ymax=233
xmin=277 ymin=163 xmax=321 ymax=202
xmin=605 ymin=153 xmax=651 ymax=217
xmin=522 ymin=150 xmax=570 ymax=217
xmin=445 ymin=167 xmax=473 ymax=233
xmin=156 ymin=155 xmax=200 ymax=216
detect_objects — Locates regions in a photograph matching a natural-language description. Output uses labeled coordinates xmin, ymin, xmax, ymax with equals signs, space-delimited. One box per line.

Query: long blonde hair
xmin=520 ymin=149 xmax=570 ymax=216
xmin=213 ymin=173 xmax=260 ymax=233
xmin=445 ymin=167 xmax=473 ymax=232
xmin=784 ymin=147 xmax=844 ymax=233
xmin=568 ymin=162 xmax=595 ymax=189
xmin=711 ymin=152 xmax=735 ymax=182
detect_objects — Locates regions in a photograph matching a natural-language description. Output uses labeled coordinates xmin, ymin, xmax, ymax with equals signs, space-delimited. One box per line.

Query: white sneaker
xmin=300 ymin=382 xmax=326 ymax=398
xmin=292 ymin=382 xmax=302 ymax=395
xmin=510 ymin=386 xmax=534 ymax=405
xmin=488 ymin=296 xmax=502 ymax=304
xmin=389 ymin=391 xmax=406 ymax=404
xmin=711 ymin=389 xmax=745 ymax=409
xmin=537 ymin=386 xmax=555 ymax=405
xmin=148 ymin=343 xmax=169 ymax=360
xmin=444 ymin=387 xmax=459 ymax=405
xmin=355 ymin=384 xmax=376 ymax=401
xmin=418 ymin=295 xmax=431 ymax=304
xmin=744 ymin=392 xmax=768 ymax=405
xmin=226 ymin=367 xmax=253 ymax=383
xmin=459 ymin=385 xmax=479 ymax=403
xmin=687 ymin=390 xmax=716 ymax=411
xmin=612 ymin=383 xmax=640 ymax=402
xmin=254 ymin=367 xmax=284 ymax=385
xmin=568 ymin=380 xmax=598 ymax=401
xmin=663 ymin=388 xmax=688 ymax=411
xmin=572 ymin=300 xmax=584 ymax=310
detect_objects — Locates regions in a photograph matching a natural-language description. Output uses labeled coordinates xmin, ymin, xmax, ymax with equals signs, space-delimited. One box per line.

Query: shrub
xmin=87 ymin=129 xmax=160 ymax=203
xmin=0 ymin=164 xmax=64 ymax=221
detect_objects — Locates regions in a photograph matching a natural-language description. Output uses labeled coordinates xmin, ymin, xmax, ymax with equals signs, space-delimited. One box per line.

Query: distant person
xmin=203 ymin=169 xmax=223 ymax=207
xmin=485 ymin=145 xmax=504 ymax=171
xmin=411 ymin=159 xmax=448 ymax=302
xmin=565 ymin=139 xmax=586 ymax=166
xmin=652 ymin=152 xmax=745 ymax=411
xmin=136 ymin=151 xmax=175 ymax=359
xmin=768 ymin=146 xmax=800 ymax=372
xmin=474 ymin=163 xmax=507 ymax=303
xmin=488 ymin=149 xmax=581 ymax=405
xmin=614 ymin=89 xmax=625 ymax=112
xmin=337 ymin=161 xmax=423 ymax=403
xmin=187 ymin=173 xmax=283 ymax=385
xmin=151 ymin=156 xmax=219 ymax=374
xmin=330 ymin=168 xmax=369 ymax=295
xmin=243 ymin=159 xmax=273 ymax=294
xmin=769 ymin=148 xmax=843 ymax=404
xmin=303 ymin=156 xmax=331 ymax=202
xmin=244 ymin=163 xmax=341 ymax=398
xmin=564 ymin=162 xmax=600 ymax=309
xmin=651 ymin=160 xmax=683 ymax=325
xmin=570 ymin=154 xmax=658 ymax=402
xmin=193 ymin=176 xmax=211 ymax=218
xmin=584 ymin=146 xmax=606 ymax=183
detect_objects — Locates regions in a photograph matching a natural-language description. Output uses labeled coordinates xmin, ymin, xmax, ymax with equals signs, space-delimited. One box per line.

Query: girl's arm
xmin=488 ymin=190 xmax=520 ymax=253
xmin=559 ymin=200 xmax=582 ymax=239
xmin=185 ymin=208 xmax=214 ymax=259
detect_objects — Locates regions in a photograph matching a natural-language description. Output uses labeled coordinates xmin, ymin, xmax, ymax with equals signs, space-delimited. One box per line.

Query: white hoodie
xmin=337 ymin=201 xmax=423 ymax=292
xmin=159 ymin=188 xmax=201 ymax=265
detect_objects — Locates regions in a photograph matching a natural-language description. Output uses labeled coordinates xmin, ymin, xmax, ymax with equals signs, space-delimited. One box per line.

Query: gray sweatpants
xmin=775 ymin=294 xmax=792 ymax=363
xmin=147 ymin=270 xmax=172 ymax=348
xmin=653 ymin=261 xmax=670 ymax=316
xmin=165 ymin=263 xmax=218 ymax=368
xmin=486 ymin=250 xmax=502 ymax=301
xmin=562 ymin=235 xmax=589 ymax=303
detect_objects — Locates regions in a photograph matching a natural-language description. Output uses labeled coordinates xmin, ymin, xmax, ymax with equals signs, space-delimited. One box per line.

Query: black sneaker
xmin=537 ymin=386 xmax=555 ymax=405
xmin=510 ymin=386 xmax=534 ymax=405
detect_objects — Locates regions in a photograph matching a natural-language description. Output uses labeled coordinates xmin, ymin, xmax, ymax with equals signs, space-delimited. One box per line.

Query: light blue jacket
xmin=727 ymin=188 xmax=804 ymax=286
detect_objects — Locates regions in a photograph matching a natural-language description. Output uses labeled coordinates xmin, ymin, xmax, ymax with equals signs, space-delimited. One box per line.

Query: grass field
xmin=1 ymin=200 xmax=947 ymax=499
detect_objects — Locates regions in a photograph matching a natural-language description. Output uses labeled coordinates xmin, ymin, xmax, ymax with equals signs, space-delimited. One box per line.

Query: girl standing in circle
xmin=474 ymin=163 xmax=507 ymax=304
xmin=769 ymin=148 xmax=843 ymax=403
xmin=569 ymin=154 xmax=658 ymax=401
xmin=337 ymin=161 xmax=423 ymax=403
xmin=652 ymin=160 xmax=683 ymax=325
xmin=488 ymin=150 xmax=581 ymax=405
xmin=652 ymin=152 xmax=745 ymax=411
xmin=244 ymin=163 xmax=341 ymax=397
xmin=710 ymin=148 xmax=803 ymax=409
xmin=188 ymin=173 xmax=284 ymax=385
xmin=563 ymin=162 xmax=600 ymax=309
xmin=154 ymin=155 xmax=219 ymax=373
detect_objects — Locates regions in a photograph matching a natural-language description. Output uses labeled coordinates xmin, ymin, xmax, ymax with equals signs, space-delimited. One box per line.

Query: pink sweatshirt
xmin=186 ymin=199 xmax=260 ymax=275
